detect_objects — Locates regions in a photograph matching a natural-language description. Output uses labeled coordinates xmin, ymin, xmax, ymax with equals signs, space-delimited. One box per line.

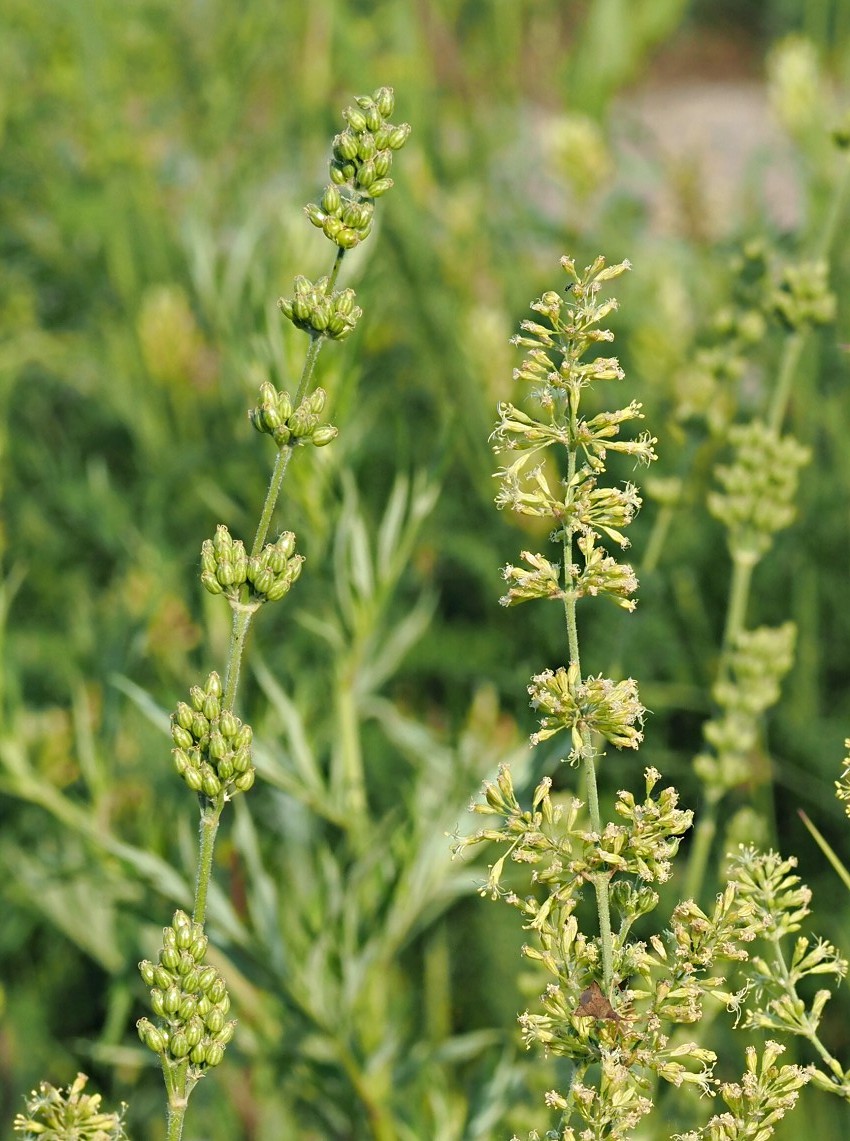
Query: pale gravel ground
xmin=619 ymin=80 xmax=802 ymax=235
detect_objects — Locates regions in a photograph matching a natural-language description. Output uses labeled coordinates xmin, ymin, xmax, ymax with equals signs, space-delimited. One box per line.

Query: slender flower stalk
xmin=457 ymin=255 xmax=816 ymax=1140
xmin=134 ymin=87 xmax=410 ymax=1138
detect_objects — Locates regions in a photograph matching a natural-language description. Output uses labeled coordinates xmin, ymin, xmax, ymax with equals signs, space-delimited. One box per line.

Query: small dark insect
xmin=574 ymin=980 xmax=623 ymax=1022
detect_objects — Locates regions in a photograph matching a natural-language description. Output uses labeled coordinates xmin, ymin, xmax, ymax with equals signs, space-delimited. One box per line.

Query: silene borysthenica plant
xmin=454 ymin=256 xmax=816 ymax=1140
xmin=10 ymin=88 xmax=410 ymax=1141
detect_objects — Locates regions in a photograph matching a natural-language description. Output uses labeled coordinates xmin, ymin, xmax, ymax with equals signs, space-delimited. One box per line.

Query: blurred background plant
xmin=4 ymin=0 xmax=850 ymax=1137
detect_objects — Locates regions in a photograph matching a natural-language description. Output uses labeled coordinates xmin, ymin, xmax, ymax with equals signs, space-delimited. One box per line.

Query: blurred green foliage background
xmin=4 ymin=0 xmax=850 ymax=1137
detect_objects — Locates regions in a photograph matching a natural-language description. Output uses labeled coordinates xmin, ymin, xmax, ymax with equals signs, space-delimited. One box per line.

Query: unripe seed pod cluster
xmin=303 ymin=85 xmax=410 ymax=252
xmin=278 ymin=275 xmax=363 ymax=342
xmin=250 ymin=379 xmax=339 ymax=448
xmin=200 ymin=523 xmax=305 ymax=605
xmin=137 ymin=910 xmax=236 ymax=1069
xmin=170 ymin=669 xmax=256 ymax=799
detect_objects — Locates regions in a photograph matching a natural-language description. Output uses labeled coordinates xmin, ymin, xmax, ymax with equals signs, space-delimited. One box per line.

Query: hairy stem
xmin=193 ymin=797 xmax=224 ymax=925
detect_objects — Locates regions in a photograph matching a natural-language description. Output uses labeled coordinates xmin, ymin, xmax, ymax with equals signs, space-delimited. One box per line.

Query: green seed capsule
xmin=373 ymin=86 xmax=394 ymax=117
xmin=335 ymin=227 xmax=361 ymax=250
xmin=200 ymin=541 xmax=217 ymax=574
xmin=312 ymin=425 xmax=339 ymax=447
xmin=232 ymin=747 xmax=251 ymax=773
xmin=160 ymin=946 xmax=181 ymax=971
xmin=191 ymin=713 xmax=209 ymax=740
xmin=322 ymin=216 xmax=342 ymax=241
xmin=344 ymin=105 xmax=367 ymax=132
xmin=232 ymin=549 xmax=247 ymax=583
xmin=183 ymin=767 xmax=204 ymax=792
xmin=203 ymin=693 xmax=221 ymax=722
xmin=200 ymin=572 xmax=224 ymax=596
xmin=304 ymin=203 xmax=326 ymax=228
xmin=205 ymin=1007 xmax=225 ymax=1034
xmin=166 ymin=748 xmax=185 ymax=775
xmin=367 ymin=177 xmax=394 ymax=199
xmin=208 ymin=729 xmax=227 ymax=760
xmin=185 ymin=1018 xmax=204 ymax=1047
xmin=251 ymin=568 xmax=275 ymax=596
xmin=219 ymin=710 xmax=238 ymax=738
xmin=137 ymin=1018 xmax=167 ymax=1055
xmin=139 ymin=960 xmax=156 ymax=986
xmin=205 ymin=1042 xmax=226 ymax=1067
xmin=201 ymin=771 xmax=222 ymax=798
xmin=216 ymin=1021 xmax=236 ymax=1045
xmin=335 ymin=130 xmax=359 ymax=160
xmin=293 ymin=295 xmax=311 ymax=321
xmin=178 ymin=994 xmax=198 ymax=1021
xmin=175 ymin=702 xmax=195 ymax=731
xmin=329 ymin=162 xmax=348 ymax=186
xmin=170 ymin=1031 xmax=191 ymax=1058
xmin=150 ymin=988 xmax=166 ymax=1017
xmin=172 ymin=724 xmax=194 ymax=750
xmin=356 ymin=159 xmax=376 ymax=189
xmin=335 ymin=289 xmax=356 ymax=316
xmin=357 ymin=131 xmax=376 ymax=161
xmin=265 ymin=547 xmax=286 ymax=575
xmin=197 ymin=966 xmax=217 ymax=994
xmin=164 ymin=985 xmax=182 ymax=1012
xmin=175 ymin=951 xmax=194 ymax=976
xmin=321 ymin=185 xmax=341 ymax=214
xmin=189 ymin=935 xmax=208 ymax=962
xmin=233 ymin=723 xmax=253 ymax=749
xmin=208 ymin=977 xmax=227 ymax=1004
xmin=387 ymin=123 xmax=411 ymax=149
xmin=154 ymin=963 xmax=173 ymax=989
xmin=174 ymin=925 xmax=193 ymax=951
xmin=234 ymin=768 xmax=256 ymax=792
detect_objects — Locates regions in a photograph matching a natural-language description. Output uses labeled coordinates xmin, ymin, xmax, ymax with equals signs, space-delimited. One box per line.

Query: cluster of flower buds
xmin=498 ymin=534 xmax=642 ymax=613
xmin=137 ymin=910 xmax=235 ymax=1070
xmin=770 ymin=258 xmax=836 ymax=330
xmin=708 ymin=421 xmax=810 ymax=565
xmin=694 ymin=623 xmax=796 ymax=798
xmin=250 ymin=381 xmax=338 ymax=448
xmin=13 ymin=1073 xmax=128 ymax=1140
xmin=171 ymin=671 xmax=255 ymax=799
xmin=200 ymin=524 xmax=304 ymax=605
xmin=278 ymin=276 xmax=362 ymax=341
xmin=528 ymin=661 xmax=645 ymax=757
xmin=304 ymin=86 xmax=411 ymax=250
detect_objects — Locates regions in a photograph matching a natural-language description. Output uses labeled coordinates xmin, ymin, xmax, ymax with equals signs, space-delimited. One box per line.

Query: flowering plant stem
xmin=562 ymin=458 xmax=614 ymax=990
xmin=683 ymin=149 xmax=850 ymax=906
xmin=133 ymin=86 xmax=411 ymax=1139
